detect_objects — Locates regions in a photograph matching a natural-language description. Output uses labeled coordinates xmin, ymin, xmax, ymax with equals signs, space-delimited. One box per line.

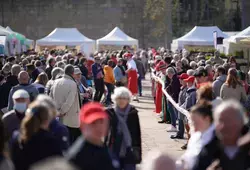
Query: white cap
xmin=12 ymin=89 xmax=30 ymax=99
xmin=74 ymin=68 xmax=82 ymax=75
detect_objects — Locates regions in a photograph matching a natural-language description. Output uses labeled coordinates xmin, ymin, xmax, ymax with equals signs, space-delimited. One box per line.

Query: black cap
xmin=194 ymin=69 xmax=208 ymax=77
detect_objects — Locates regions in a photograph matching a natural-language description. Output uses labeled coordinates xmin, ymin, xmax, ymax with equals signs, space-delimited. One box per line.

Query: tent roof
xmin=228 ymin=26 xmax=250 ymax=43
xmin=0 ymin=26 xmax=12 ymax=36
xmin=36 ymin=28 xmax=94 ymax=46
xmin=174 ymin=26 xmax=229 ymax=46
xmin=97 ymin=27 xmax=138 ymax=45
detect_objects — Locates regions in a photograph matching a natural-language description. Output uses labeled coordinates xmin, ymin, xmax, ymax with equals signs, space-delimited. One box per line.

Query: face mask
xmin=14 ymin=102 xmax=27 ymax=113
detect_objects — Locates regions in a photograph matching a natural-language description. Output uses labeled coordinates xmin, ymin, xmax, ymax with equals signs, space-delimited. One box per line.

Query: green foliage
xmin=144 ymin=0 xmax=243 ymax=40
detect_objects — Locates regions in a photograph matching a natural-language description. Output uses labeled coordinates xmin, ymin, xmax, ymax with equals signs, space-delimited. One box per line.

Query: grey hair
xmin=11 ymin=64 xmax=21 ymax=76
xmin=56 ymin=61 xmax=65 ymax=69
xmin=166 ymin=67 xmax=175 ymax=75
xmin=51 ymin=67 xmax=64 ymax=80
xmin=142 ymin=150 xmax=176 ymax=170
xmin=214 ymin=100 xmax=248 ymax=125
xmin=36 ymin=94 xmax=58 ymax=117
xmin=112 ymin=87 xmax=132 ymax=102
xmin=187 ymin=69 xmax=195 ymax=76
xmin=30 ymin=157 xmax=78 ymax=170
xmin=190 ymin=61 xmax=197 ymax=68
xmin=181 ymin=58 xmax=189 ymax=65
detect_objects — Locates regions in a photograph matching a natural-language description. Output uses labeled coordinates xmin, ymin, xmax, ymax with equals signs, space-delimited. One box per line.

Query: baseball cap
xmin=184 ymin=76 xmax=195 ymax=83
xmin=74 ymin=67 xmax=82 ymax=75
xmin=178 ymin=73 xmax=189 ymax=80
xmin=194 ymin=69 xmax=208 ymax=77
xmin=80 ymin=102 xmax=108 ymax=124
xmin=12 ymin=89 xmax=30 ymax=99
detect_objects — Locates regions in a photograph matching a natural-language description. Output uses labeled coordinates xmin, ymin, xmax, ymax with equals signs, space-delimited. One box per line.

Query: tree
xmin=144 ymin=0 xmax=173 ymax=49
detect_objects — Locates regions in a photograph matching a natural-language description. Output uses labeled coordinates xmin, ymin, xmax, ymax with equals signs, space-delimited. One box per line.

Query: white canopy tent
xmin=223 ymin=26 xmax=250 ymax=55
xmin=171 ymin=26 xmax=229 ymax=51
xmin=36 ymin=28 xmax=95 ymax=57
xmin=6 ymin=26 xmax=23 ymax=54
xmin=96 ymin=27 xmax=139 ymax=50
xmin=0 ymin=26 xmax=15 ymax=55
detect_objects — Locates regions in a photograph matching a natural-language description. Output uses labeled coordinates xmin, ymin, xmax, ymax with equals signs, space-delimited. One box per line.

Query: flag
xmin=213 ymin=31 xmax=218 ymax=49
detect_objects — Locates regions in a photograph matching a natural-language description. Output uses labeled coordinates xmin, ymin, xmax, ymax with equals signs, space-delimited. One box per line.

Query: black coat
xmin=106 ymin=106 xmax=142 ymax=164
xmin=166 ymin=74 xmax=181 ymax=102
xmin=78 ymin=64 xmax=89 ymax=80
xmin=11 ymin=129 xmax=62 ymax=170
xmin=193 ymin=128 xmax=250 ymax=170
xmin=0 ymin=75 xmax=19 ymax=109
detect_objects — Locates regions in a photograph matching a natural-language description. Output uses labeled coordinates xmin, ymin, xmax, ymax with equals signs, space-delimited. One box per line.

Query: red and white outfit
xmin=127 ymin=58 xmax=138 ymax=95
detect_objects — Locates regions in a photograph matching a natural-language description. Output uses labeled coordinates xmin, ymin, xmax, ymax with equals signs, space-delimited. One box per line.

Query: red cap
xmin=178 ymin=73 xmax=189 ymax=80
xmin=156 ymin=60 xmax=167 ymax=71
xmin=184 ymin=76 xmax=195 ymax=83
xmin=123 ymin=52 xmax=133 ymax=58
xmin=80 ymin=102 xmax=108 ymax=124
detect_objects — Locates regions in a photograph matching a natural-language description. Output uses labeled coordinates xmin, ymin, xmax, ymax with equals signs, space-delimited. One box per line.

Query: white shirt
xmin=127 ymin=59 xmax=137 ymax=71
xmin=179 ymin=125 xmax=215 ymax=169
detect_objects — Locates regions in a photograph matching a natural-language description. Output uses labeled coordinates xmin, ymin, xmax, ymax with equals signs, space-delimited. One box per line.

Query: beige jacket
xmin=50 ymin=74 xmax=80 ymax=128
xmin=220 ymin=83 xmax=247 ymax=102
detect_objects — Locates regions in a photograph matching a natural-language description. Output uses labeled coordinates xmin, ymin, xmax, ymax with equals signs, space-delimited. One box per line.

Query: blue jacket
xmin=181 ymin=86 xmax=197 ymax=111
xmin=49 ymin=119 xmax=70 ymax=151
xmin=92 ymin=63 xmax=104 ymax=79
xmin=113 ymin=66 xmax=126 ymax=82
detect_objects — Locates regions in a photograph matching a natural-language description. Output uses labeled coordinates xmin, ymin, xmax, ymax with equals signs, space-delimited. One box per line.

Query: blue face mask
xmin=14 ymin=103 xmax=27 ymax=113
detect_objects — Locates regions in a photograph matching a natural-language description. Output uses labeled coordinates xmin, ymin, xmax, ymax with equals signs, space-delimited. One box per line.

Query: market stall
xmin=36 ymin=28 xmax=95 ymax=57
xmin=96 ymin=27 xmax=139 ymax=51
xmin=171 ymin=26 xmax=228 ymax=51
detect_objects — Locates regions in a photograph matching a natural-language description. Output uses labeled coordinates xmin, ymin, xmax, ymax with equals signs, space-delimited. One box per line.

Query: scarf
xmin=118 ymin=65 xmax=126 ymax=76
xmin=115 ymin=104 xmax=132 ymax=157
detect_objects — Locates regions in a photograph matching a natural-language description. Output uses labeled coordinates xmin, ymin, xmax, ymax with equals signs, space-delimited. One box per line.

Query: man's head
xmin=12 ymin=89 xmax=30 ymax=113
xmin=117 ymin=58 xmax=123 ymax=66
xmin=94 ymin=56 xmax=101 ymax=64
xmin=216 ymin=66 xmax=226 ymax=77
xmin=178 ymin=73 xmax=189 ymax=87
xmin=164 ymin=57 xmax=172 ymax=67
xmin=18 ymin=71 xmax=30 ymax=84
xmin=73 ymin=67 xmax=82 ymax=82
xmin=11 ymin=64 xmax=21 ymax=76
xmin=194 ymin=69 xmax=208 ymax=84
xmin=214 ymin=100 xmax=248 ymax=146
xmin=214 ymin=50 xmax=220 ymax=58
xmin=47 ymin=57 xmax=56 ymax=67
xmin=184 ymin=76 xmax=195 ymax=88
xmin=64 ymin=64 xmax=75 ymax=77
xmin=80 ymin=102 xmax=109 ymax=143
xmin=166 ymin=67 xmax=175 ymax=79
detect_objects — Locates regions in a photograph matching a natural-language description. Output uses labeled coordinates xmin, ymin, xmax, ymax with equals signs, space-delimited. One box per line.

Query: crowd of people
xmin=0 ymin=44 xmax=249 ymax=170
xmin=0 ymin=46 xmax=147 ymax=170
xmin=150 ymin=48 xmax=250 ymax=169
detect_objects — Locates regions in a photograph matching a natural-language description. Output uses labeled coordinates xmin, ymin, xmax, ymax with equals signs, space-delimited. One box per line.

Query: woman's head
xmin=51 ymin=67 xmax=63 ymax=80
xmin=36 ymin=95 xmax=58 ymax=118
xmin=190 ymin=100 xmax=213 ymax=132
xmin=197 ymin=83 xmax=213 ymax=101
xmin=20 ymin=102 xmax=52 ymax=143
xmin=225 ymin=68 xmax=241 ymax=88
xmin=113 ymin=87 xmax=131 ymax=109
xmin=35 ymin=72 xmax=48 ymax=86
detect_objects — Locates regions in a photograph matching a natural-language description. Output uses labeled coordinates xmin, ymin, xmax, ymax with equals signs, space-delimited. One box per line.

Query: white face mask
xmin=14 ymin=102 xmax=27 ymax=113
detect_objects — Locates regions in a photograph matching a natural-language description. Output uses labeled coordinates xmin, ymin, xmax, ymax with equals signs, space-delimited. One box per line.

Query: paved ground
xmin=130 ymin=75 xmax=186 ymax=161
